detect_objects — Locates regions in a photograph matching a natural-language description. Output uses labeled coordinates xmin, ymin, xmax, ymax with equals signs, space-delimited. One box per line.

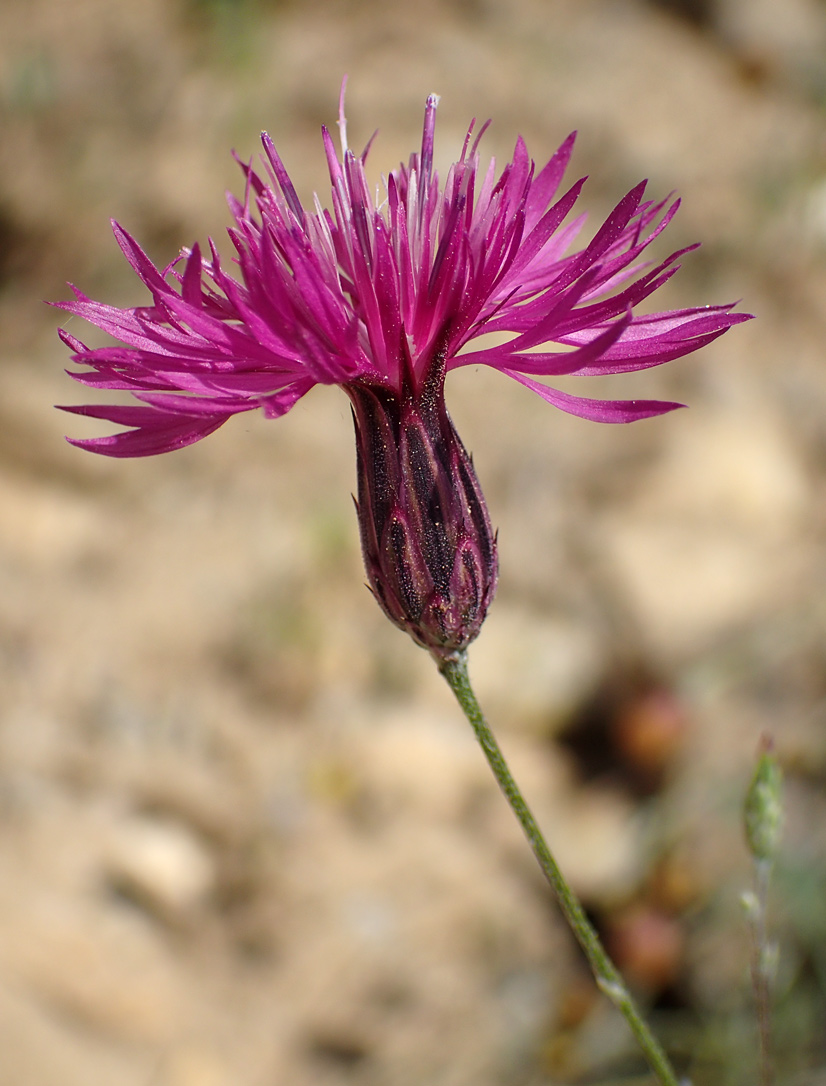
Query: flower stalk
xmin=438 ymin=650 xmax=681 ymax=1086
xmin=743 ymin=738 xmax=783 ymax=1086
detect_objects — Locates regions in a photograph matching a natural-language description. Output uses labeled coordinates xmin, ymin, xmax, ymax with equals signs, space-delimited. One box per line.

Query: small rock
xmin=471 ymin=606 xmax=603 ymax=733
xmin=611 ymin=687 xmax=689 ymax=785
xmin=716 ymin=0 xmax=826 ymax=92
xmin=550 ymin=786 xmax=644 ymax=901
xmin=161 ymin=1047 xmax=232 ymax=1086
xmin=0 ymin=899 xmax=184 ymax=1043
xmin=105 ymin=816 xmax=215 ymax=922
xmin=357 ymin=710 xmax=486 ymax=823
xmin=605 ymin=904 xmax=685 ymax=994
xmin=643 ymin=410 xmax=808 ymax=531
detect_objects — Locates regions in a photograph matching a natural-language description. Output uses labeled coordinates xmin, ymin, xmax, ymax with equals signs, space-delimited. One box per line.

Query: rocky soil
xmin=0 ymin=0 xmax=825 ymax=1083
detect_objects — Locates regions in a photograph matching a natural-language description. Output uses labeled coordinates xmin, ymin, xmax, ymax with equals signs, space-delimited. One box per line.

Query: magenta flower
xmin=55 ymin=88 xmax=749 ymax=656
xmin=56 ymin=90 xmax=748 ymax=455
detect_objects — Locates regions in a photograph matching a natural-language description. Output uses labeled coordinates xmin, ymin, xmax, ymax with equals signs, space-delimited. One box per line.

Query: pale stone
xmin=0 ymin=898 xmax=184 ymax=1043
xmin=642 ymin=411 xmax=809 ymax=532
xmin=602 ymin=517 xmax=800 ymax=655
xmin=716 ymin=0 xmax=826 ymax=75
xmin=0 ymin=975 xmax=151 ymax=1086
xmin=0 ymin=476 xmax=102 ymax=568
xmin=541 ymin=786 xmax=644 ymax=902
xmin=352 ymin=709 xmax=489 ymax=823
xmin=161 ymin=1048 xmax=232 ymax=1086
xmin=470 ymin=607 xmax=603 ymax=732
xmin=105 ymin=815 xmax=215 ymax=920
xmin=600 ymin=409 xmax=810 ymax=654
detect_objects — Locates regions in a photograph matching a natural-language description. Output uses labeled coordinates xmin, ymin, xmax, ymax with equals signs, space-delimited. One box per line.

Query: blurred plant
xmin=742 ymin=736 xmax=783 ymax=1086
xmin=181 ymin=0 xmax=287 ymax=66
xmin=2 ymin=50 xmax=57 ymax=113
xmin=54 ymin=82 xmax=751 ymax=1083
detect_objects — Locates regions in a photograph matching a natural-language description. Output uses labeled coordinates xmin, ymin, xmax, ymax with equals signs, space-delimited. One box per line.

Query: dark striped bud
xmin=347 ymin=368 xmax=497 ymax=660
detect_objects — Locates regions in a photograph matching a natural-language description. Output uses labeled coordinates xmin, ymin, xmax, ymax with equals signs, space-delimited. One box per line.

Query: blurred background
xmin=1 ymin=0 xmax=826 ymax=1082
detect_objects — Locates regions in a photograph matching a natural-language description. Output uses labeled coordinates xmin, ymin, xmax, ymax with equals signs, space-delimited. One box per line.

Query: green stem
xmin=750 ymin=860 xmax=775 ymax=1086
xmin=438 ymin=650 xmax=681 ymax=1086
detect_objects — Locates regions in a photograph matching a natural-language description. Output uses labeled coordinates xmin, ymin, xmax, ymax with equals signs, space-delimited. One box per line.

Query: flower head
xmin=54 ymin=86 xmax=750 ymax=655
xmin=55 ymin=85 xmax=749 ymax=456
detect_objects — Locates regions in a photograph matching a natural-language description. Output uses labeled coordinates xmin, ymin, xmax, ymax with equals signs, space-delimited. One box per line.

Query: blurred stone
xmin=161 ymin=1048 xmax=232 ymax=1086
xmin=105 ymin=815 xmax=215 ymax=922
xmin=556 ymin=976 xmax=598 ymax=1031
xmin=605 ymin=904 xmax=686 ymax=993
xmin=715 ymin=0 xmax=826 ymax=92
xmin=549 ymin=786 xmax=643 ymax=901
xmin=470 ymin=606 xmax=603 ymax=733
xmin=648 ymin=850 xmax=707 ymax=913
xmin=611 ymin=687 xmax=689 ymax=783
xmin=355 ymin=709 xmax=489 ymax=823
xmin=601 ymin=411 xmax=809 ymax=654
xmin=605 ymin=518 xmax=787 ymax=652
xmin=645 ymin=0 xmax=714 ymax=28
xmin=0 ymin=475 xmax=102 ymax=569
xmin=0 ymin=901 xmax=184 ymax=1043
xmin=644 ymin=411 xmax=809 ymax=531
xmin=0 ymin=974 xmax=150 ymax=1086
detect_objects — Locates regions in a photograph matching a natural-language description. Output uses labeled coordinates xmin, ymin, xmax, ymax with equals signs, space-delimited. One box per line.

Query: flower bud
xmin=347 ymin=369 xmax=497 ymax=660
xmin=744 ymin=737 xmax=783 ymax=864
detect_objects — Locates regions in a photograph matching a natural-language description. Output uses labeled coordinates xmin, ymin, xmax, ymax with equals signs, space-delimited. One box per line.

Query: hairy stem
xmin=748 ymin=860 xmax=775 ymax=1086
xmin=438 ymin=650 xmax=681 ymax=1086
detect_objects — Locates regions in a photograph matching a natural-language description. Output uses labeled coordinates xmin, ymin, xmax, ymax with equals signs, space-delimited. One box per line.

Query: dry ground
xmin=0 ymin=0 xmax=825 ymax=1083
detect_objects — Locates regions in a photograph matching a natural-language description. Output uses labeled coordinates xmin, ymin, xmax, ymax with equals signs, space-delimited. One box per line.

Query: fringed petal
xmin=502 ymin=371 xmax=685 ymax=423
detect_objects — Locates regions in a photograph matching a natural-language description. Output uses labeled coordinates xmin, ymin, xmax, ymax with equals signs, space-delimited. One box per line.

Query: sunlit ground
xmin=0 ymin=0 xmax=825 ymax=1083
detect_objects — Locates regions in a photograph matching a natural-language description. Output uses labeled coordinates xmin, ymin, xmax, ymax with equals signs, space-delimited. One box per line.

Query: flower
xmin=56 ymin=86 xmax=749 ymax=455
xmin=54 ymin=85 xmax=750 ymax=655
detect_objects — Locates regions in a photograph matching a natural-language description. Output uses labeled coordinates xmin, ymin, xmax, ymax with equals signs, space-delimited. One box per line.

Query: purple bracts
xmin=55 ymin=88 xmax=750 ymax=456
xmin=349 ymin=350 xmax=497 ymax=657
